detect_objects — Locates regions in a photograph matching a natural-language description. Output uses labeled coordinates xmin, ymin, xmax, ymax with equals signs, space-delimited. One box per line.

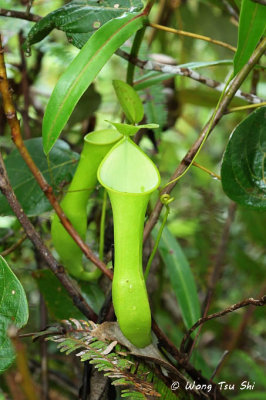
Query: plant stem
xmin=149 ymin=23 xmax=237 ymax=52
xmin=117 ymin=49 xmax=263 ymax=104
xmin=192 ymin=162 xmax=221 ymax=180
xmin=99 ymin=190 xmax=107 ymax=261
xmin=143 ymin=0 xmax=156 ymax=15
xmin=0 ymin=234 xmax=27 ymax=256
xmin=221 ymin=0 xmax=239 ymax=21
xmin=0 ymin=8 xmax=41 ymax=22
xmin=151 ymin=319 xmax=228 ymax=400
xmin=180 ymin=295 xmax=266 ymax=353
xmin=144 ymin=205 xmax=169 ymax=280
xmin=227 ymin=101 xmax=266 ymax=113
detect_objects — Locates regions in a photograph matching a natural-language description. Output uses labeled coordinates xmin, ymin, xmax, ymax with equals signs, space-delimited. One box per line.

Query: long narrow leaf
xmin=233 ymin=0 xmax=266 ymax=75
xmin=43 ymin=13 xmax=146 ymax=154
xmin=153 ymin=226 xmax=201 ymax=330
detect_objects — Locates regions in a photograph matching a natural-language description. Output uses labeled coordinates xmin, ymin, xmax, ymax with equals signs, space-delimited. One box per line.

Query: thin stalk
xmin=149 ymin=23 xmax=237 ymax=52
xmin=192 ymin=162 xmax=221 ymax=180
xmin=144 ymin=195 xmax=174 ymax=280
xmin=99 ymin=190 xmax=107 ymax=261
xmin=0 ymin=234 xmax=27 ymax=257
xmin=227 ymin=101 xmax=266 ymax=113
xmin=144 ymin=205 xmax=169 ymax=280
xmin=143 ymin=0 xmax=156 ymax=15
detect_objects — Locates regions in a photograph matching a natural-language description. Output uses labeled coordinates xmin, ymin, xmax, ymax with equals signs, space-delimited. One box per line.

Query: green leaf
xmin=153 ymin=226 xmax=201 ymax=330
xmin=42 ymin=13 xmax=147 ymax=154
xmin=0 ymin=138 xmax=79 ymax=217
xmin=25 ymin=0 xmax=144 ymax=49
xmin=113 ymin=80 xmax=144 ymax=124
xmin=34 ymin=270 xmax=104 ymax=320
xmin=221 ymin=106 xmax=266 ymax=210
xmin=106 ymin=120 xmax=159 ymax=136
xmin=233 ymin=0 xmax=266 ymax=75
xmin=0 ymin=256 xmax=29 ymax=374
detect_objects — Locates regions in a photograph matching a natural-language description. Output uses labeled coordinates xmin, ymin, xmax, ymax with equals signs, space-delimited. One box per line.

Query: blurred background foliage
xmin=0 ymin=0 xmax=265 ymax=399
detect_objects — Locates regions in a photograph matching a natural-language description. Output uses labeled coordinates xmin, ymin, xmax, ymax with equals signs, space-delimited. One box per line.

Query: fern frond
xmin=46 ymin=319 xmax=179 ymax=400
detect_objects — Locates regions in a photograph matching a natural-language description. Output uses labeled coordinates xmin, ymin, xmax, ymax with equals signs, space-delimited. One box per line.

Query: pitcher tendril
xmin=144 ymin=195 xmax=174 ymax=280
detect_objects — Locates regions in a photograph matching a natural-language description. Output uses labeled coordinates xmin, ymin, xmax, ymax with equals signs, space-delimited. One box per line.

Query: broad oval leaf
xmin=25 ymin=0 xmax=144 ymax=49
xmin=221 ymin=106 xmax=266 ymax=210
xmin=0 ymin=256 xmax=29 ymax=374
xmin=0 ymin=138 xmax=79 ymax=217
xmin=42 ymin=13 xmax=146 ymax=154
xmin=152 ymin=226 xmax=201 ymax=330
xmin=113 ymin=80 xmax=144 ymax=124
xmin=233 ymin=0 xmax=266 ymax=75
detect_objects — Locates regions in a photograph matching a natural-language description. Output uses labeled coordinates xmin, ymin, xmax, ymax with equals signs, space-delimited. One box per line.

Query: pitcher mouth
xmin=97 ymin=137 xmax=161 ymax=196
xmin=84 ymin=129 xmax=122 ymax=146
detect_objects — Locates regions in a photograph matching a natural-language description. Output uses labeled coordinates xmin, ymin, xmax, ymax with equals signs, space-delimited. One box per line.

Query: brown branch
xmin=19 ymin=31 xmax=31 ymax=139
xmin=0 ymin=153 xmax=97 ymax=322
xmin=152 ymin=320 xmax=228 ymax=400
xmin=215 ymin=284 xmax=266 ymax=376
xmin=210 ymin=350 xmax=229 ymax=380
xmin=26 ymin=1 xmax=34 ymax=16
xmin=116 ymin=49 xmax=264 ymax=104
xmin=143 ymin=0 xmax=156 ymax=15
xmin=180 ymin=296 xmax=266 ymax=352
xmin=0 ymin=233 xmax=27 ymax=256
xmin=142 ymin=37 xmax=266 ymax=243
xmin=252 ymin=0 xmax=266 ymax=5
xmin=221 ymin=0 xmax=239 ymax=21
xmin=147 ymin=0 xmax=167 ymax=47
xmin=0 ymin=8 xmax=41 ymax=22
xmin=0 ymin=34 xmax=113 ymax=281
